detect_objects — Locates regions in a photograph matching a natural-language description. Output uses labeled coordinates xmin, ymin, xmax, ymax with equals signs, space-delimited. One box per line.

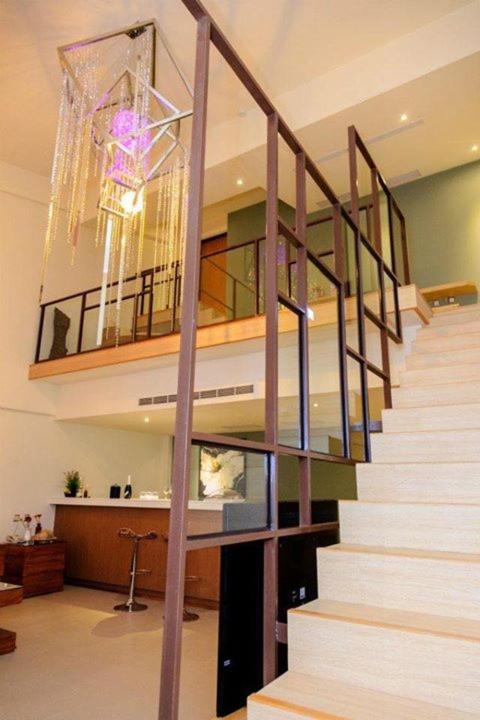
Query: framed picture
xmin=198 ymin=446 xmax=246 ymax=500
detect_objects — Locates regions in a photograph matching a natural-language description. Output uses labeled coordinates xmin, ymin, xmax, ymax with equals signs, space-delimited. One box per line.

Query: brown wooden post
xmin=401 ymin=214 xmax=411 ymax=285
xmin=370 ymin=170 xmax=383 ymax=255
xmin=263 ymin=111 xmax=279 ymax=686
xmin=158 ymin=14 xmax=210 ymax=720
xmin=378 ymin=261 xmax=393 ymax=409
xmin=295 ymin=152 xmax=311 ymax=525
xmin=348 ymin=125 xmax=360 ymax=228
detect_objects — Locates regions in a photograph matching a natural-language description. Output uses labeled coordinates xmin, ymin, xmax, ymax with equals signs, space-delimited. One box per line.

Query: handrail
xmin=348 ymin=125 xmax=410 ymax=285
xmin=34 ymin=185 xmax=407 ymax=363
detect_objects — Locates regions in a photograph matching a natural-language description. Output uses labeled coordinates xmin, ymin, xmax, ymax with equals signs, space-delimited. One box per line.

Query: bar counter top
xmin=52 ymin=498 xmax=224 ymax=607
xmin=49 ymin=496 xmax=245 ymax=511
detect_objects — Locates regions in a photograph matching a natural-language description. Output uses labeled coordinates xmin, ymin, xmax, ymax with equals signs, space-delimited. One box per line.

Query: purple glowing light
xmin=107 ymin=109 xmax=151 ymax=184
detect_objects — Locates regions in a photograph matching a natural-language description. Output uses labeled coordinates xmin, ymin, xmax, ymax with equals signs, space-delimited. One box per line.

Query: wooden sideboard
xmin=1 ymin=542 xmax=66 ymax=597
xmin=0 ymin=547 xmax=23 ymax=655
xmin=53 ymin=504 xmax=221 ymax=608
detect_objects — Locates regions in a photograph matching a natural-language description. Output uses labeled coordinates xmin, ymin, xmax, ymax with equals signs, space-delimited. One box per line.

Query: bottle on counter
xmin=124 ymin=475 xmax=133 ymax=499
xmin=109 ymin=484 xmax=121 ymax=499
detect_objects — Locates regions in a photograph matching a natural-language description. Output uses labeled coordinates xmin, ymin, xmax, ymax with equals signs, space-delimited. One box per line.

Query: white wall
xmin=0 ymin=409 xmax=171 ymax=538
xmin=0 ymin=160 xmax=172 ymax=539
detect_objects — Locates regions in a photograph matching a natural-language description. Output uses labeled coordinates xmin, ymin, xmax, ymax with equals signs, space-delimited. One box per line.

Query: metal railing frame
xmin=32 ymin=4 xmax=411 ymax=717
xmin=157 ymin=2 xmax=409 ymax=719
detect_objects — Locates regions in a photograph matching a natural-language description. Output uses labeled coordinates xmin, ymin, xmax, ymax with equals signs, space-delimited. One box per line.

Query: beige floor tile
xmin=0 ymin=586 xmax=220 ymax=720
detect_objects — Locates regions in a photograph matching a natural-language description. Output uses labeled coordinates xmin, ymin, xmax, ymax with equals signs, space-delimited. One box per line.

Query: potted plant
xmin=64 ymin=470 xmax=81 ymax=497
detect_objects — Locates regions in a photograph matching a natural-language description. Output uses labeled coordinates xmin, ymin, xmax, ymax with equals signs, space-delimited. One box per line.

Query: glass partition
xmin=186 ymin=443 xmax=269 ymax=536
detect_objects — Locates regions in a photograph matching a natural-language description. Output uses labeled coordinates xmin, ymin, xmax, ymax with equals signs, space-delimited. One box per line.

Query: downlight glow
xmin=121 ymin=189 xmax=144 ymax=215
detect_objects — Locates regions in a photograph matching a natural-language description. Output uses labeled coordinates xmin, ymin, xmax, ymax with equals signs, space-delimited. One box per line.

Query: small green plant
xmin=64 ymin=470 xmax=81 ymax=497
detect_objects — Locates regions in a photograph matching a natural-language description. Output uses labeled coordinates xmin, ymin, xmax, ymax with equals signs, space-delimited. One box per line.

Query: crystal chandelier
xmin=41 ymin=21 xmax=193 ymax=345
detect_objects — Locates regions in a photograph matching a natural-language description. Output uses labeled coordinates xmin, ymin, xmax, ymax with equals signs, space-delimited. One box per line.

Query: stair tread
xmin=382 ymin=403 xmax=480 ymax=432
xmin=289 ymin=598 xmax=480 ymax=641
xmin=392 ymin=380 xmax=480 ymax=408
xmin=429 ymin=306 xmax=480 ymax=323
xmin=321 ymin=543 xmax=480 ymax=564
xmin=401 ymin=363 xmax=480 ymax=386
xmin=414 ymin=332 xmax=480 ymax=352
xmin=250 ymin=671 xmax=478 ymax=719
xmin=340 ymin=498 xmax=480 ymax=506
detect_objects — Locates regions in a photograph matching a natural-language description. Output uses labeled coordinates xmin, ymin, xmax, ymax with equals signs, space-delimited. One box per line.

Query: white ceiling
xmin=0 ymin=0 xmax=474 ymax=179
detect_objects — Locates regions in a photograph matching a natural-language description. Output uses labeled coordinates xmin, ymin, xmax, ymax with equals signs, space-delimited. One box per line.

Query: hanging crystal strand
xmin=152 ymin=173 xmax=163 ymax=314
xmin=178 ymin=154 xmax=190 ymax=303
xmin=134 ymin=204 xmax=146 ymax=331
xmin=66 ymin=88 xmax=87 ymax=259
xmin=167 ymin=164 xmax=177 ymax=309
xmin=105 ymin=214 xmax=120 ymax=342
xmin=160 ymin=169 xmax=170 ymax=310
xmin=168 ymin=161 xmax=178 ymax=309
xmin=40 ymin=71 xmax=70 ymax=302
xmin=164 ymin=167 xmax=172 ymax=310
xmin=115 ymin=222 xmax=128 ymax=346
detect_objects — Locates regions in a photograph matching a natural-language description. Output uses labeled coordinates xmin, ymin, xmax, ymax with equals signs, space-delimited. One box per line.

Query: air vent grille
xmin=138 ymin=383 xmax=255 ymax=407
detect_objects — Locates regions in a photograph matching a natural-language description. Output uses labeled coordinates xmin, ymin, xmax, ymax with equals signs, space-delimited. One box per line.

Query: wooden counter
xmin=52 ymin=500 xmax=222 ymax=608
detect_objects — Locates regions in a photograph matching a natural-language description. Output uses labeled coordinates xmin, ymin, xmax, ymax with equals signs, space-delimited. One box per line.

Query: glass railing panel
xmin=347 ymin=355 xmax=365 ymax=461
xmin=278 ymin=454 xmax=300 ymax=529
xmin=307 ymin=259 xmax=344 ymax=457
xmin=278 ymin=302 xmax=302 ymax=449
xmin=311 ymin=458 xmax=356 ymax=502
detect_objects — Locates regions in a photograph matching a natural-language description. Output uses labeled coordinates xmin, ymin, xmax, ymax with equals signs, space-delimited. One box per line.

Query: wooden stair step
xmin=427 ymin=305 xmax=480 ymax=326
xmin=356 ymin=462 xmax=480 ymax=503
xmin=339 ymin=500 xmax=480 ymax=553
xmin=248 ymin=671 xmax=478 ymax=719
xmin=406 ymin=346 xmax=479 ymax=370
xmin=400 ymin=363 xmax=480 ymax=387
xmin=371 ymin=428 xmax=480 ymax=462
xmin=287 ymin=599 xmax=480 ymax=714
xmin=392 ymin=381 xmax=480 ymax=408
xmin=414 ymin=332 xmax=480 ymax=354
xmin=316 ymin=544 xmax=480 ymax=619
xmin=382 ymin=403 xmax=480 ymax=433
xmin=417 ymin=319 xmax=480 ymax=339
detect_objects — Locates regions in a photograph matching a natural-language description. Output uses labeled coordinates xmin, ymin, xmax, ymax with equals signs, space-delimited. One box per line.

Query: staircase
xmin=248 ymin=304 xmax=480 ymax=719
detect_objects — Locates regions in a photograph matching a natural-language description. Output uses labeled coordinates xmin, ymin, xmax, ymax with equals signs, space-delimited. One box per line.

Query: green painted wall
xmin=394 ymin=159 xmax=480 ymax=289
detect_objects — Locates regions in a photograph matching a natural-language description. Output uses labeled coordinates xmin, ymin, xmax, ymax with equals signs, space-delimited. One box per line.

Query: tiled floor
xmin=0 ymin=586 xmax=221 ymax=720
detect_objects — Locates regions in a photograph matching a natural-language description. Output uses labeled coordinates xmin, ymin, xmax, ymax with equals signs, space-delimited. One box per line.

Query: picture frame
xmin=198 ymin=445 xmax=246 ymax=500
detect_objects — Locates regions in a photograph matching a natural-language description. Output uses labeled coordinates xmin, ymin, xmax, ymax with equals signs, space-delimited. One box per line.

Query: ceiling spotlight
xmin=313 ymin=402 xmax=319 ymax=408
xmin=471 ymin=144 xmax=479 ymax=152
xmin=144 ymin=416 xmax=150 ymax=423
xmin=399 ymin=113 xmax=408 ymax=123
xmin=236 ymin=178 xmax=244 ymax=186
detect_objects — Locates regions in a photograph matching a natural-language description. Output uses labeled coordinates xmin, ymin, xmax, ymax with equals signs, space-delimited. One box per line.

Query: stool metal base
xmin=114 ymin=599 xmax=149 ymax=613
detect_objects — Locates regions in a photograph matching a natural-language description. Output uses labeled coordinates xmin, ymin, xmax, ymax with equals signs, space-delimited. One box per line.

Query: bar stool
xmin=114 ymin=527 xmax=158 ymax=613
xmin=161 ymin=533 xmax=199 ymax=622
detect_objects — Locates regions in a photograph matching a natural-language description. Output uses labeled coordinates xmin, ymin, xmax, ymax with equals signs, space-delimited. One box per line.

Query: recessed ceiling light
xmin=313 ymin=402 xmax=319 ymax=408
xmin=236 ymin=178 xmax=244 ymax=186
xmin=399 ymin=113 xmax=408 ymax=122
xmin=144 ymin=416 xmax=150 ymax=423
xmin=471 ymin=144 xmax=479 ymax=152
